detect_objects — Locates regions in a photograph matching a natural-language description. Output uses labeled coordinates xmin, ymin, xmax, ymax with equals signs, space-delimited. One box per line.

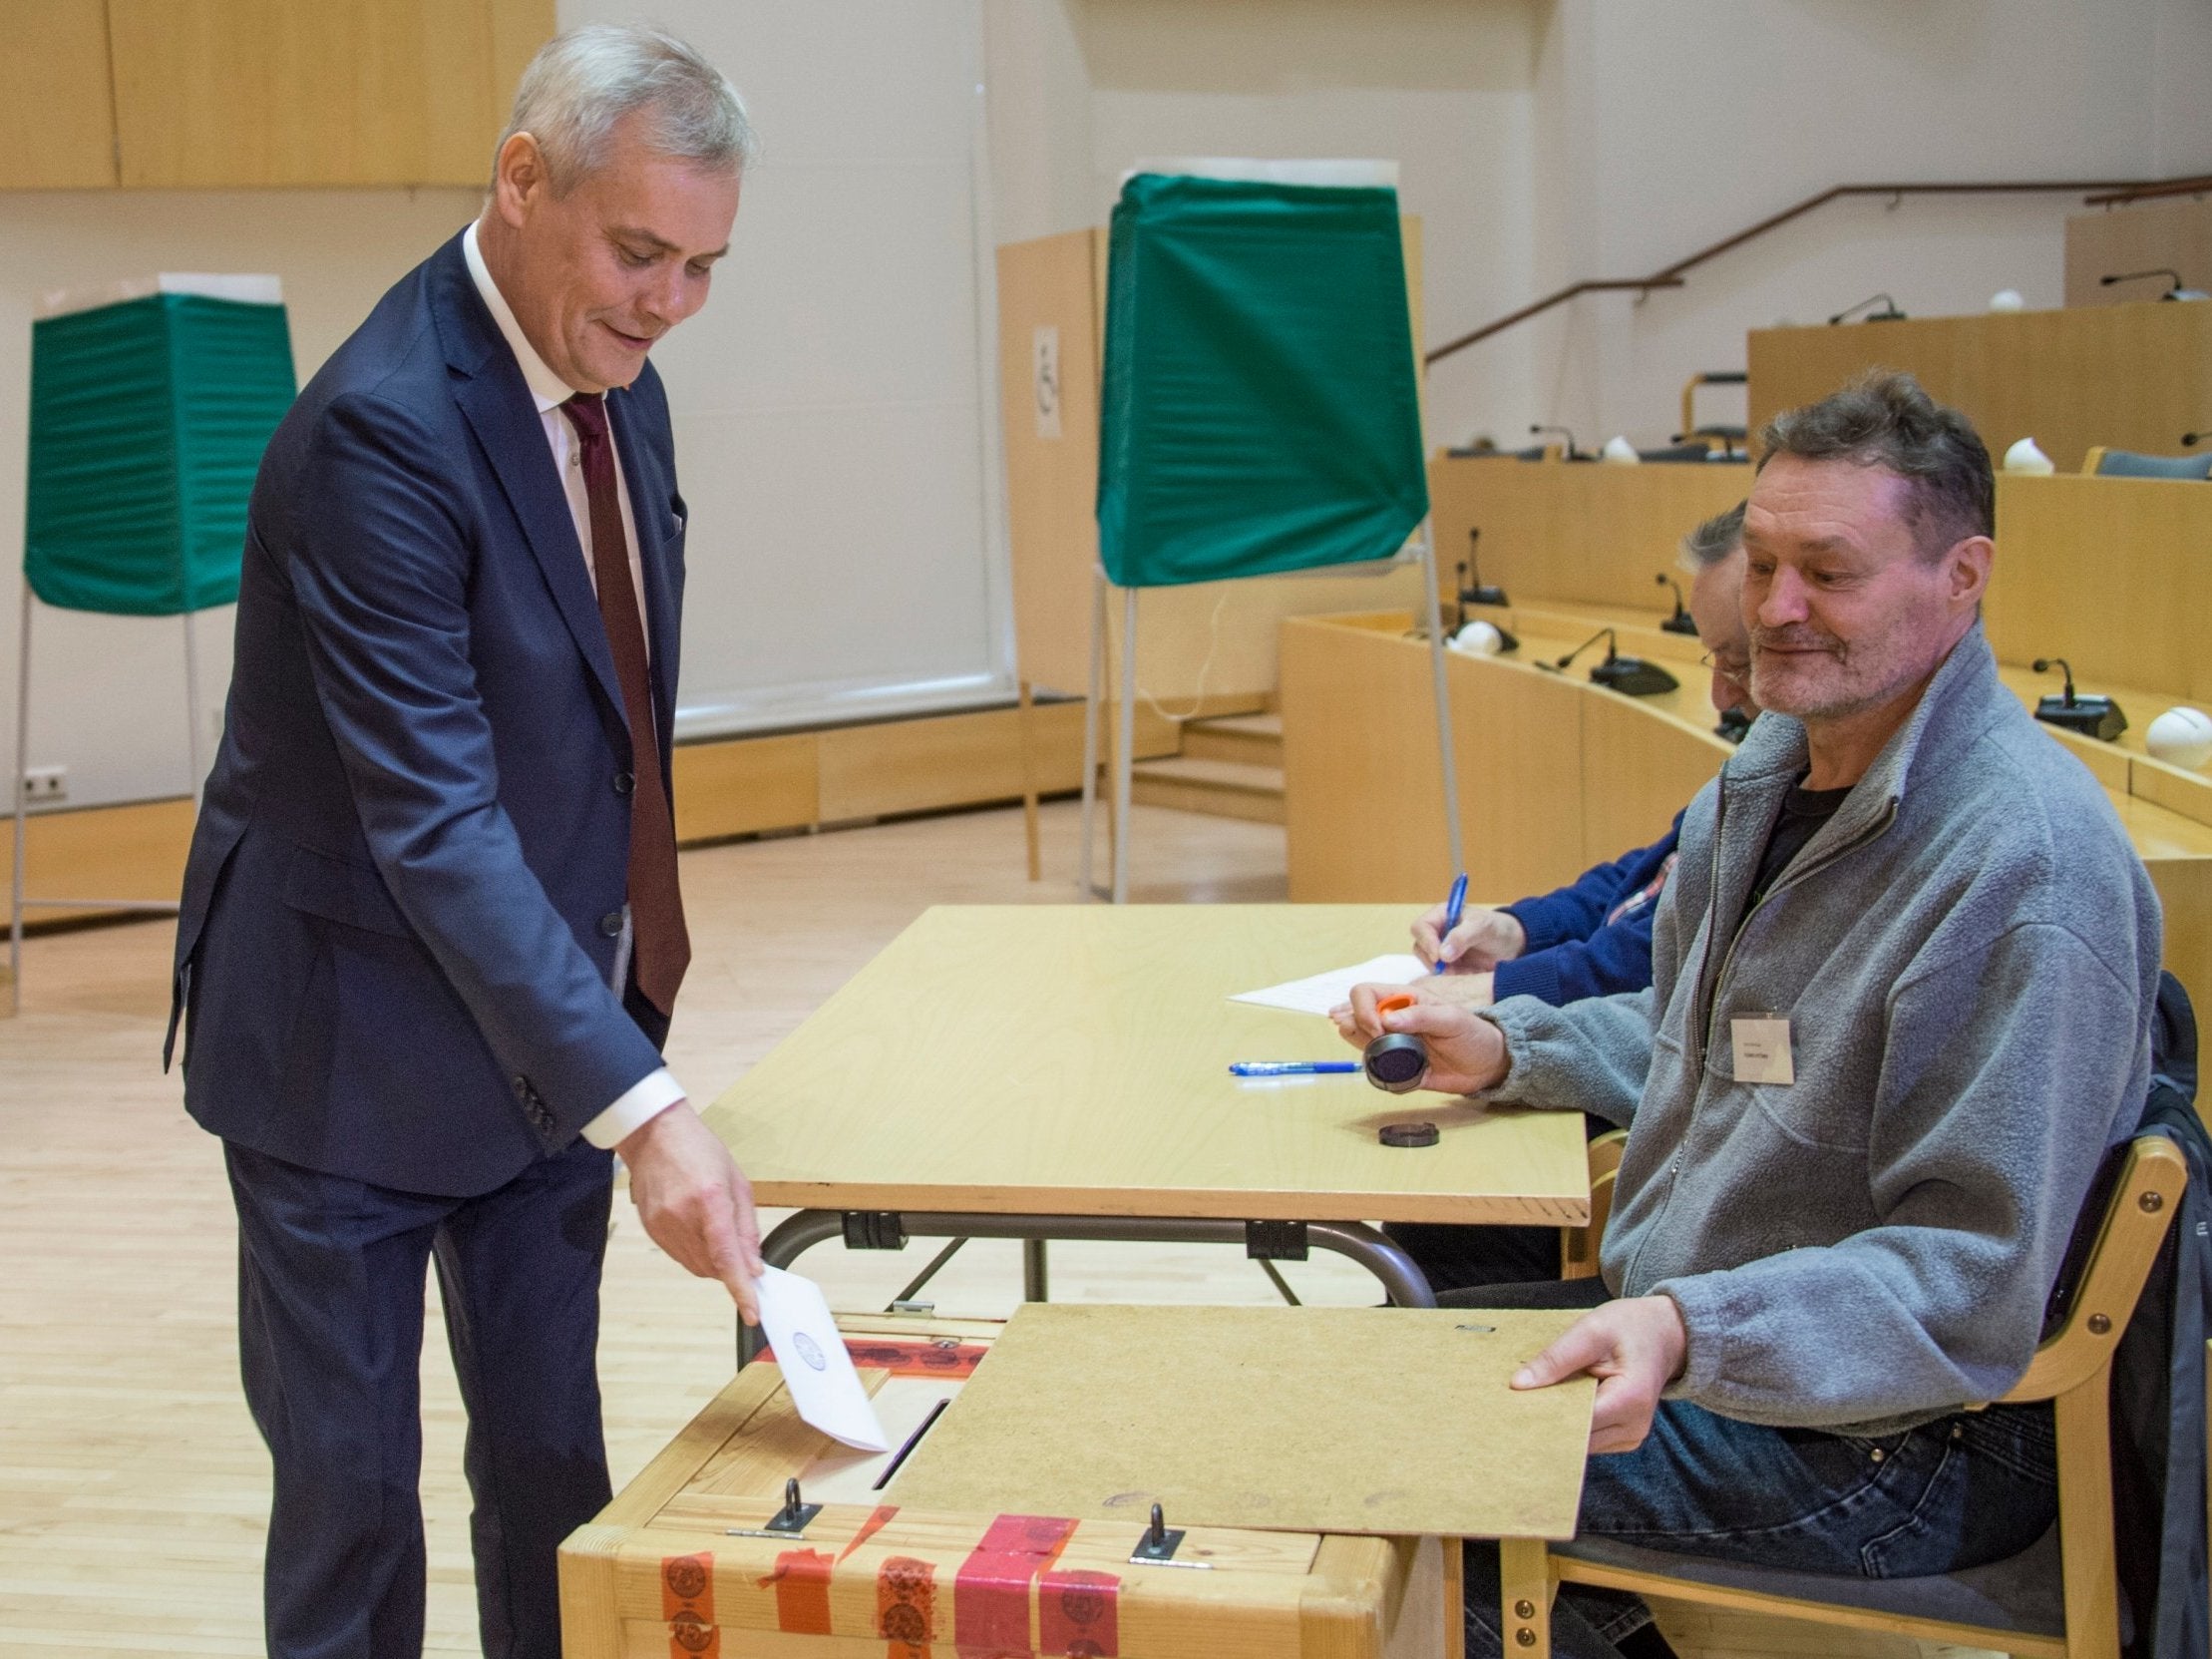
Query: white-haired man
xmin=171 ymin=26 xmax=758 ymax=1658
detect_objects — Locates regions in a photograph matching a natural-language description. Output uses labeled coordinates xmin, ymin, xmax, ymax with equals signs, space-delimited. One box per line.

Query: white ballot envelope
xmin=1231 ymin=954 xmax=1429 ymax=1016
xmin=754 ymin=1266 xmax=891 ymax=1452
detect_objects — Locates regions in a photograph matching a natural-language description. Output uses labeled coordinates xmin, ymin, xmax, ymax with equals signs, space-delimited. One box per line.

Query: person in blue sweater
xmin=1412 ymin=503 xmax=1754 ymax=1010
xmin=1380 ymin=503 xmax=1751 ymax=1295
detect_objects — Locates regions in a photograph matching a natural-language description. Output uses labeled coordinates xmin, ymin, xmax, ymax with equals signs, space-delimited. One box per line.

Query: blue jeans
xmin=1448 ymin=1281 xmax=2059 ymax=1658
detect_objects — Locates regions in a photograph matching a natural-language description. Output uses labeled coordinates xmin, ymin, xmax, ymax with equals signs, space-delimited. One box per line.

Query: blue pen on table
xmin=1432 ymin=871 xmax=1469 ymax=973
xmin=1228 ymin=1060 xmax=1361 ymax=1077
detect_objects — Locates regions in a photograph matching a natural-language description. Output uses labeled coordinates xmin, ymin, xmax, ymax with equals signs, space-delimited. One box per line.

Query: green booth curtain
xmin=26 ymin=291 xmax=296 ymax=617
xmin=1096 ymin=173 xmax=1429 ymax=590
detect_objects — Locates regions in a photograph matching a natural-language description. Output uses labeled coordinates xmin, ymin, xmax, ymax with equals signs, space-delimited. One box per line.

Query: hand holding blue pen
xmin=1432 ymin=872 xmax=1469 ymax=973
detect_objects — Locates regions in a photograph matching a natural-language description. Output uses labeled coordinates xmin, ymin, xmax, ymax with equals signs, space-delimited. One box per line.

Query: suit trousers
xmin=225 ymin=1137 xmax=616 ymax=1659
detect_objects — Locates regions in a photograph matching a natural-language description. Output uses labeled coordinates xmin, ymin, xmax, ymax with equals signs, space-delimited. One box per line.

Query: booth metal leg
xmin=1111 ymin=587 xmax=1137 ymax=904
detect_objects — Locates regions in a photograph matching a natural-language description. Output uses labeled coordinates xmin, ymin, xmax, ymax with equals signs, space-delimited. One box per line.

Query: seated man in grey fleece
xmin=1338 ymin=371 xmax=2161 ymax=1659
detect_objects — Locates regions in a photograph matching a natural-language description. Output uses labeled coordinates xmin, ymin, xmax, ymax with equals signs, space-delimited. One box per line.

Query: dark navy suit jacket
xmin=1489 ymin=811 xmax=1683 ymax=1008
xmin=169 ymin=230 xmax=686 ymax=1198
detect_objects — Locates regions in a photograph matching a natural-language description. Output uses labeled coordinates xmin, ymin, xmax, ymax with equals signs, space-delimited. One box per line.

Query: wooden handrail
xmin=2082 ymin=173 xmax=2212 ymax=207
xmin=1425 ymin=176 xmax=2196 ymax=366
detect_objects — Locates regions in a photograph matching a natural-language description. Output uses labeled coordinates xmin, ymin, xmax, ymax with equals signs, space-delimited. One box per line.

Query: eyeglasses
xmin=1699 ymin=651 xmax=1752 ymax=683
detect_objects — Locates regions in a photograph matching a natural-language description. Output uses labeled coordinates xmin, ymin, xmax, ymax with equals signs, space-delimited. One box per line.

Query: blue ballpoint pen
xmin=1228 ymin=1060 xmax=1361 ymax=1077
xmin=1433 ymin=871 xmax=1469 ymax=973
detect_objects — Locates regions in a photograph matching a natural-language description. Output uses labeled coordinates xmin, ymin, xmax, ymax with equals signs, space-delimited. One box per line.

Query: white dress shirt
xmin=463 ymin=220 xmax=685 ymax=1150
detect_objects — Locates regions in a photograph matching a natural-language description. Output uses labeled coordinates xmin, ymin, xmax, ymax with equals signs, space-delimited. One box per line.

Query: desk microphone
xmin=1828 ymin=292 xmax=1906 ymax=325
xmin=1459 ymin=529 xmax=1509 ymax=608
xmin=2031 ymin=656 xmax=2128 ymax=741
xmin=2101 ymin=267 xmax=2211 ymax=302
xmin=1552 ymin=627 xmax=1679 ymax=697
xmin=1529 ymin=423 xmax=1589 ymax=461
xmin=1656 ymin=573 xmax=1698 ymax=635
xmin=2182 ymin=424 xmax=2211 ymax=447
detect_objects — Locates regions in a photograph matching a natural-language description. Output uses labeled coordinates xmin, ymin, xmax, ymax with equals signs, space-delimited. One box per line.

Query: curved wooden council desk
xmin=701 ymin=904 xmax=1591 ymax=1356
xmin=1282 ymin=605 xmax=1729 ymax=907
xmin=1281 ymin=607 xmax=2212 ymax=1014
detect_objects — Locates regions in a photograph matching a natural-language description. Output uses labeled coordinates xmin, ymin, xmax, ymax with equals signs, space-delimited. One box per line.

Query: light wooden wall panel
xmin=1282 ymin=617 xmax=1451 ymax=904
xmin=997 ymin=228 xmax=1108 ymax=697
xmin=817 ymin=700 xmax=1085 ymax=824
xmin=0 ymin=797 xmax=193 ymax=928
xmin=1455 ymin=652 xmax=1588 ymax=905
xmin=108 ymin=0 xmax=546 ymax=188
xmin=670 ymin=733 xmax=817 ymax=844
xmin=3 ymin=700 xmax=1087 ymax=954
xmin=1578 ymin=691 xmax=1725 ymax=873
xmin=0 ymin=0 xmax=118 ymax=188
xmin=1748 ymin=304 xmax=2212 ymax=476
xmin=1427 ymin=458 xmax=1751 ymax=618
xmin=2065 ymin=199 xmax=2212 ymax=309
xmin=1985 ymin=474 xmax=2212 ymax=708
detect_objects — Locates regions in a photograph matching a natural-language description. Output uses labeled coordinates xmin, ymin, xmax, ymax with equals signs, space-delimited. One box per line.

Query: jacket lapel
xmin=430 ymin=237 xmax=626 ymax=725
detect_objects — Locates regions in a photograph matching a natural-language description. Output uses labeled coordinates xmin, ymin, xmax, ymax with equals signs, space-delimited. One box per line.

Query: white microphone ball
xmin=2147 ymin=706 xmax=2212 ymax=770
xmin=1989 ymin=288 xmax=2027 ymax=313
xmin=1451 ymin=620 xmax=1504 ymax=656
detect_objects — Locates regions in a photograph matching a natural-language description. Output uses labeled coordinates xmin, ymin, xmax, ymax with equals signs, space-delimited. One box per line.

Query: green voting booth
xmin=1080 ymin=162 xmax=1460 ymax=901
xmin=11 ymin=274 xmax=295 ymax=1008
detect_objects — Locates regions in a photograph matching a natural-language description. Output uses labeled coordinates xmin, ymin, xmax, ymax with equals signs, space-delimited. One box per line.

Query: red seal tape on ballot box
xmin=659 ymin=1551 xmax=717 ymax=1658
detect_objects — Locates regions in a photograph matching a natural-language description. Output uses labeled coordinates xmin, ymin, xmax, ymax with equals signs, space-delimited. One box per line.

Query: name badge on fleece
xmin=1731 ymin=1015 xmax=1794 ymax=1084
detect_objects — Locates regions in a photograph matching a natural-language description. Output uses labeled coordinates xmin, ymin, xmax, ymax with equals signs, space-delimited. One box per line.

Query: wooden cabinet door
xmin=108 ymin=0 xmax=548 ymax=188
xmin=0 ymin=0 xmax=119 ymax=188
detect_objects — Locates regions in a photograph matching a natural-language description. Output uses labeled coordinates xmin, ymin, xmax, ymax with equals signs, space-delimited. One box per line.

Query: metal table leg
xmin=738 ymin=1210 xmax=1437 ymax=1364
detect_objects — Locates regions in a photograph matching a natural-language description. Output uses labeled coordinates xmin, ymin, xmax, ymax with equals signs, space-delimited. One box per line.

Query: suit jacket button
xmin=598 ymin=911 xmax=624 ymax=938
xmin=613 ymin=770 xmax=635 ymax=796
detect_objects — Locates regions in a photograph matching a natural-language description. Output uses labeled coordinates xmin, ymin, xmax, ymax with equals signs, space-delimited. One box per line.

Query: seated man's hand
xmin=1413 ymin=903 xmax=1526 ymax=972
xmin=1329 ymin=982 xmax=1511 ymax=1095
xmin=616 ymin=1102 xmax=765 ymax=1327
xmin=1512 ymin=1296 xmax=1687 ymax=1454
xmin=1424 ymin=970 xmax=1496 ymax=1012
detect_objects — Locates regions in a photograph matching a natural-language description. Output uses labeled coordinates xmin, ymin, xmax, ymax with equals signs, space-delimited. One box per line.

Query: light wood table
xmin=702 ymin=904 xmax=1590 ymax=1351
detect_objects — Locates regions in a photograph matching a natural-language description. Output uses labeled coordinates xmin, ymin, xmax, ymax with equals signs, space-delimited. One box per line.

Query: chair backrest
xmin=2087 ymin=447 xmax=2212 ymax=480
xmin=1561 ymin=1129 xmax=1628 ymax=1280
xmin=2005 ymin=1132 xmax=2186 ymax=1403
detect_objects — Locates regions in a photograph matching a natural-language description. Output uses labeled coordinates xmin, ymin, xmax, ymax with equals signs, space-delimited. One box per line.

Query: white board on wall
xmin=567 ymin=0 xmax=1013 ymax=739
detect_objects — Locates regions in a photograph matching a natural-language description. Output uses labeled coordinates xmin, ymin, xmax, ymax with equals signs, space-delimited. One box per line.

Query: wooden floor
xmin=0 ymin=799 xmax=1998 ymax=1658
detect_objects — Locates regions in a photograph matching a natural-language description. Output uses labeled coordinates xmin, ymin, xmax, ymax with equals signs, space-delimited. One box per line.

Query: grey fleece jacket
xmin=1482 ymin=622 xmax=2162 ymax=1436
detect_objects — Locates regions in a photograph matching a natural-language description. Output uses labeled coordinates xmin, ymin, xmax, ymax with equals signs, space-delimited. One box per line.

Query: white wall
xmin=566 ymin=0 xmax=1013 ymax=739
xmin=9 ymin=0 xmax=2208 ymax=809
xmin=1510 ymin=0 xmax=2212 ymax=451
xmin=997 ymin=0 xmax=1547 ymax=459
xmin=3 ymin=2 xmax=1014 ymax=812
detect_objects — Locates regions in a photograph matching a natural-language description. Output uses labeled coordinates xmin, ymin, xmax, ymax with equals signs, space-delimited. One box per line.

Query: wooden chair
xmin=1560 ymin=1129 xmax=1627 ymax=1280
xmin=1542 ymin=1131 xmax=2187 ymax=1659
xmin=2083 ymin=444 xmax=2212 ymax=479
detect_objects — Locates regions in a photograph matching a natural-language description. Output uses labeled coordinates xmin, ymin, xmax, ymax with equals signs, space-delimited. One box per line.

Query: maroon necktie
xmin=561 ymin=392 xmax=690 ymax=1014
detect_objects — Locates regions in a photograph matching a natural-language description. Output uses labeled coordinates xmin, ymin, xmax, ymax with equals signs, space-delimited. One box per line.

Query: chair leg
xmin=2052 ymin=1369 xmax=2120 ymax=1659
xmin=1497 ymin=1538 xmax=1551 ymax=1658
xmin=1016 ymin=679 xmax=1041 ymax=883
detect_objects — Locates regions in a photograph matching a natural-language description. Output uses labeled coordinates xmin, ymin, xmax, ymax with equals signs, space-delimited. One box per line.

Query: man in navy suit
xmin=169 ymin=26 xmax=759 ymax=1659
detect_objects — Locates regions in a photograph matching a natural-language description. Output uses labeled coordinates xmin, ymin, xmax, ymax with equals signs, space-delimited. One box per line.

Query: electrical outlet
xmin=22 ymin=766 xmax=67 ymax=804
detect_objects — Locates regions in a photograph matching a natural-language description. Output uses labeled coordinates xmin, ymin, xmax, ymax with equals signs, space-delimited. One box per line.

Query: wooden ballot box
xmin=559 ymin=1316 xmax=1457 ymax=1658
